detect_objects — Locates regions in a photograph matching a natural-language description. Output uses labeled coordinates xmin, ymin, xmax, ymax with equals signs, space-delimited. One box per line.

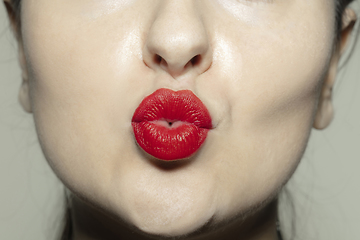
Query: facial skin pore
xmin=4 ymin=0 xmax=356 ymax=239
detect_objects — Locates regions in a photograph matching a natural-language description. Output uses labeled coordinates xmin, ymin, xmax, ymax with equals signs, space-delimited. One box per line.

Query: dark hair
xmin=6 ymin=0 xmax=356 ymax=239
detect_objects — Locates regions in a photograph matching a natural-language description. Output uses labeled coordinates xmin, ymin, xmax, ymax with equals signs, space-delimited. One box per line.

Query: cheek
xmin=21 ymin=1 xmax=147 ymax=198
xmin=200 ymin=5 xmax=335 ymax=218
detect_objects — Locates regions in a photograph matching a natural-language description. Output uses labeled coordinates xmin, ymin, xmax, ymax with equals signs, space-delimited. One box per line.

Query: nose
xmin=143 ymin=1 xmax=212 ymax=79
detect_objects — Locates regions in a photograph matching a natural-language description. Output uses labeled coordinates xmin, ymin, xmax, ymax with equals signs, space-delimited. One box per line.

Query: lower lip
xmin=131 ymin=88 xmax=212 ymax=161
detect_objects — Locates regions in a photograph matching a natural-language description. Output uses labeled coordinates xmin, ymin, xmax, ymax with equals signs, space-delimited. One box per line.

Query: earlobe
xmin=313 ymin=91 xmax=334 ymax=130
xmin=19 ymin=81 xmax=32 ymax=113
xmin=313 ymin=100 xmax=334 ymax=130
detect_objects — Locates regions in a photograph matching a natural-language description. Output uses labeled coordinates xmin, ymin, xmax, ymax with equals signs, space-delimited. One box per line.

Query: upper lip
xmin=132 ymin=88 xmax=212 ymax=129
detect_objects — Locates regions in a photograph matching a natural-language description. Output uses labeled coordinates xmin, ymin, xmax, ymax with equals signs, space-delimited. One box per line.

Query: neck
xmin=70 ymin=195 xmax=279 ymax=240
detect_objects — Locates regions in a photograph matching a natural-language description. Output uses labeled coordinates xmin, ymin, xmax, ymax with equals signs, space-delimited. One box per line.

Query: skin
xmin=3 ymin=0 xmax=357 ymax=239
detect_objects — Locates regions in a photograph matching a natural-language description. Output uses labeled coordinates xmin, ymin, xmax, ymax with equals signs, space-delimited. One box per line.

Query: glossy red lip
xmin=131 ymin=88 xmax=212 ymax=161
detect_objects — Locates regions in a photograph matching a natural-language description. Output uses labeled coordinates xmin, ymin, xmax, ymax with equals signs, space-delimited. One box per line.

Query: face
xmin=18 ymin=0 xmax=337 ymax=236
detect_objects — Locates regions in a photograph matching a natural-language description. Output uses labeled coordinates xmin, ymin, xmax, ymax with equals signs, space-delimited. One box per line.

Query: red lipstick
xmin=132 ymin=88 xmax=212 ymax=161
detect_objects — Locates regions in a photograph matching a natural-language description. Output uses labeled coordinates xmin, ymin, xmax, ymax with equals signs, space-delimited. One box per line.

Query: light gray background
xmin=1 ymin=2 xmax=359 ymax=240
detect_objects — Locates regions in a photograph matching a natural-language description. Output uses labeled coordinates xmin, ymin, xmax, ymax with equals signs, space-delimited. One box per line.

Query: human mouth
xmin=131 ymin=88 xmax=213 ymax=161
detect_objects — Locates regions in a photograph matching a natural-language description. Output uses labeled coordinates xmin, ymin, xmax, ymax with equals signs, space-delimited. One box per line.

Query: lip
xmin=131 ymin=88 xmax=213 ymax=161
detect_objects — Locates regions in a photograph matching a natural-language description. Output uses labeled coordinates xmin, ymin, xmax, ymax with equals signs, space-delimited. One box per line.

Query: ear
xmin=313 ymin=8 xmax=357 ymax=130
xmin=3 ymin=0 xmax=32 ymax=113
xmin=18 ymin=45 xmax=32 ymax=113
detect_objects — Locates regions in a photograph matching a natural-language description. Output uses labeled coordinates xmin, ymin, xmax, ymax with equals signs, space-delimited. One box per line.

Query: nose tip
xmin=143 ymin=2 xmax=212 ymax=79
xmin=151 ymin=45 xmax=208 ymax=78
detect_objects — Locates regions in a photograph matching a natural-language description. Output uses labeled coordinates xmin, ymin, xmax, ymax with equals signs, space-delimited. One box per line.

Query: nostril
xmin=154 ymin=54 xmax=162 ymax=64
xmin=151 ymin=53 xmax=204 ymax=75
xmin=190 ymin=55 xmax=201 ymax=66
xmin=154 ymin=54 xmax=169 ymax=69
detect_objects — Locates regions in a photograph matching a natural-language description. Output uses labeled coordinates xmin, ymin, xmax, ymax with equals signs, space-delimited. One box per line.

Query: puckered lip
xmin=131 ymin=88 xmax=213 ymax=129
xmin=131 ymin=88 xmax=213 ymax=161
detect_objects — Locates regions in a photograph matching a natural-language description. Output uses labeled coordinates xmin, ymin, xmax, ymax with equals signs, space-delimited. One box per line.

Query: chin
xmin=133 ymin=214 xmax=211 ymax=238
xmin=111 ymin=166 xmax=218 ymax=238
xmin=125 ymin=192 xmax=216 ymax=237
